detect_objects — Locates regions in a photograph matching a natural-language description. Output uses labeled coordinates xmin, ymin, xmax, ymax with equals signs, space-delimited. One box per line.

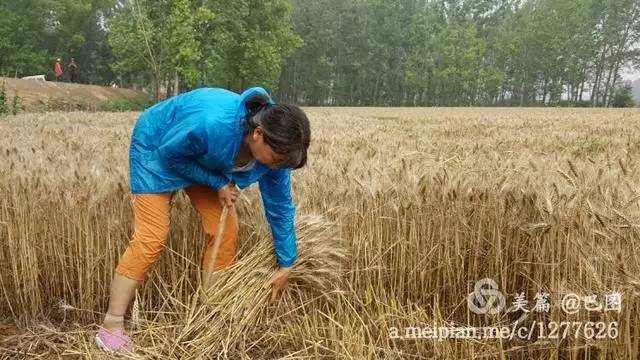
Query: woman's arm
xmin=258 ymin=167 xmax=297 ymax=268
xmin=157 ymin=121 xmax=230 ymax=190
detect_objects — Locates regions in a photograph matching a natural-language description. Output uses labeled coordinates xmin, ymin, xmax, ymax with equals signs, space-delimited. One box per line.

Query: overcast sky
xmin=622 ymin=66 xmax=640 ymax=81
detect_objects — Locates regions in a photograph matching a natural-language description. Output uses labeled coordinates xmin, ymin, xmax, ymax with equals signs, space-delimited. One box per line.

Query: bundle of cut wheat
xmin=129 ymin=214 xmax=347 ymax=358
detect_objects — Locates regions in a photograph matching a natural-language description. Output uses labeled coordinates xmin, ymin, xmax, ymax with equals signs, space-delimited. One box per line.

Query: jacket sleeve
xmin=258 ymin=167 xmax=297 ymax=268
xmin=157 ymin=121 xmax=230 ymax=190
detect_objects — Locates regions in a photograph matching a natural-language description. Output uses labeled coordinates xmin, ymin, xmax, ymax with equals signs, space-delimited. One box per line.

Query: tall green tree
xmin=0 ymin=0 xmax=115 ymax=83
xmin=0 ymin=0 xmax=53 ymax=77
xmin=108 ymin=0 xmax=163 ymax=98
xmin=167 ymin=0 xmax=202 ymax=94
xmin=108 ymin=0 xmax=299 ymax=97
xmin=202 ymin=0 xmax=302 ymax=91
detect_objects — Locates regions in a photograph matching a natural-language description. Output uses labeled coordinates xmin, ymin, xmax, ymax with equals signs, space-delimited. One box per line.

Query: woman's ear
xmin=252 ymin=127 xmax=264 ymax=142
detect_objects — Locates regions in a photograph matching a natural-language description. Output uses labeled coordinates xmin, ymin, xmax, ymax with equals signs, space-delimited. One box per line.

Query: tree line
xmin=0 ymin=0 xmax=638 ymax=106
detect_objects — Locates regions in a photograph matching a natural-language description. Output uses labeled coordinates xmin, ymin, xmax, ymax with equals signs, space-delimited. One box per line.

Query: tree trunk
xmin=602 ymin=65 xmax=615 ymax=107
xmin=153 ymin=77 xmax=160 ymax=102
xmin=373 ymin=76 xmax=380 ymax=105
xmin=605 ymin=63 xmax=621 ymax=107
xmin=164 ymin=75 xmax=170 ymax=99
xmin=591 ymin=45 xmax=608 ymax=106
xmin=519 ymin=74 xmax=526 ymax=107
xmin=174 ymin=72 xmax=179 ymax=97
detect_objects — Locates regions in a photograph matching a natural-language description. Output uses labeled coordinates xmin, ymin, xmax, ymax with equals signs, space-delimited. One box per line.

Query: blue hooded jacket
xmin=129 ymin=87 xmax=297 ymax=268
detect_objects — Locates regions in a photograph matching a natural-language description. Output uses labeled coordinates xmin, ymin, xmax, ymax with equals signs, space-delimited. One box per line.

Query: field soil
xmin=1 ymin=77 xmax=148 ymax=111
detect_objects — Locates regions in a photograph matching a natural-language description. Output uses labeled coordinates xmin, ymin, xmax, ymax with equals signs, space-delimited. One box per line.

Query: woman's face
xmin=248 ymin=127 xmax=286 ymax=169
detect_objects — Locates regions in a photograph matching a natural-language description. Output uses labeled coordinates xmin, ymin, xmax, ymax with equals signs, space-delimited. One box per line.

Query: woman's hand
xmin=269 ymin=267 xmax=292 ymax=301
xmin=218 ymin=183 xmax=239 ymax=207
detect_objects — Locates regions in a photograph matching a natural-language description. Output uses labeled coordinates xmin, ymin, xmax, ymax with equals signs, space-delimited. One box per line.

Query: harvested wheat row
xmin=127 ymin=214 xmax=347 ymax=358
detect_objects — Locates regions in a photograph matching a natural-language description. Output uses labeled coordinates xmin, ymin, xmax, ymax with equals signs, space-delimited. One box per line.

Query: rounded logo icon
xmin=467 ymin=278 xmax=506 ymax=315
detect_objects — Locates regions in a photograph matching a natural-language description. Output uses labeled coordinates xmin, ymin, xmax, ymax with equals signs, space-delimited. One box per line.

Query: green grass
xmin=97 ymin=97 xmax=152 ymax=112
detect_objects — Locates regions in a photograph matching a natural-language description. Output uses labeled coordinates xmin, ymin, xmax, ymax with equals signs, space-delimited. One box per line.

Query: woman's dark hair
xmin=245 ymin=95 xmax=311 ymax=169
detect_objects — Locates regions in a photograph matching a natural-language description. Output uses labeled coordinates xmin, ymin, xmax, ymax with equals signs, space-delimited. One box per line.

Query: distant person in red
xmin=54 ymin=58 xmax=63 ymax=81
xmin=67 ymin=58 xmax=79 ymax=83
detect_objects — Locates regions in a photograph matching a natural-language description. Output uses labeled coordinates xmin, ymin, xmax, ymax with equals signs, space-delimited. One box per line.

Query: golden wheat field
xmin=1 ymin=107 xmax=640 ymax=359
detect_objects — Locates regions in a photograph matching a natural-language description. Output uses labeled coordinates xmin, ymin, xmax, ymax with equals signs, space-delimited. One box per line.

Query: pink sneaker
xmin=95 ymin=328 xmax=134 ymax=353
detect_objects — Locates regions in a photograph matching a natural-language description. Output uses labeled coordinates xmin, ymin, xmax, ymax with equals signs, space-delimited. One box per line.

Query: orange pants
xmin=115 ymin=185 xmax=239 ymax=282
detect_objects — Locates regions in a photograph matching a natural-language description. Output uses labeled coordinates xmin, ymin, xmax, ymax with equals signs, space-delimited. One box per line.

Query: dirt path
xmin=1 ymin=77 xmax=149 ymax=112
